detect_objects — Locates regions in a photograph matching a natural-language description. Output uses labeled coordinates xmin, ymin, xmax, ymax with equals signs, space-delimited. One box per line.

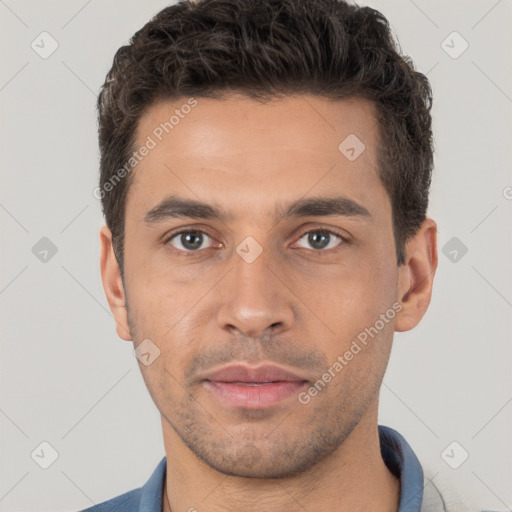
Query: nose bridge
xmin=216 ymin=239 xmax=293 ymax=337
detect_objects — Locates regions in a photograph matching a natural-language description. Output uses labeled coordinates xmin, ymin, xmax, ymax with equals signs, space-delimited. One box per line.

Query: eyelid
xmin=294 ymin=225 xmax=349 ymax=240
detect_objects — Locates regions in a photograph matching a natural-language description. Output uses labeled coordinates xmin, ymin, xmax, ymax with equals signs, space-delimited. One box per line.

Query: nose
xmin=216 ymin=245 xmax=294 ymax=339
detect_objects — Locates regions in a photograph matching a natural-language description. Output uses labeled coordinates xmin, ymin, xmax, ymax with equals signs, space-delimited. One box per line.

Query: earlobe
xmin=394 ymin=218 xmax=438 ymax=332
xmin=99 ymin=224 xmax=133 ymax=341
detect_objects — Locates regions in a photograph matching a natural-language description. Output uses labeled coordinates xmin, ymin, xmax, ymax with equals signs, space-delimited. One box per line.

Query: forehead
xmin=127 ymin=93 xmax=385 ymax=221
xmin=135 ymin=93 xmax=378 ymax=157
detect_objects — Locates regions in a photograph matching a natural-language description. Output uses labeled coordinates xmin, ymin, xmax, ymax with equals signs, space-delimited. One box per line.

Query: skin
xmin=100 ymin=93 xmax=437 ymax=512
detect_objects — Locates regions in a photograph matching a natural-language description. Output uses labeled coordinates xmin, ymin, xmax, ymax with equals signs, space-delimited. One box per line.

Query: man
xmin=84 ymin=0 xmax=480 ymax=510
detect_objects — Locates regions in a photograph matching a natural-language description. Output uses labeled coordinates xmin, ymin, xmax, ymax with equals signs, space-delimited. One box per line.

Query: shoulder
xmin=75 ymin=456 xmax=166 ymax=512
xmin=77 ymin=487 xmax=142 ymax=512
xmin=421 ymin=472 xmax=500 ymax=512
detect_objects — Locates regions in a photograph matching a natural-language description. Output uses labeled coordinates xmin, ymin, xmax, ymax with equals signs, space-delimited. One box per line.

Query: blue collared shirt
xmin=79 ymin=425 xmax=434 ymax=512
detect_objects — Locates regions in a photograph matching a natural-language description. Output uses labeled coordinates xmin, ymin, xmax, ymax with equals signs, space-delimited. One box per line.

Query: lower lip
xmin=203 ymin=380 xmax=307 ymax=409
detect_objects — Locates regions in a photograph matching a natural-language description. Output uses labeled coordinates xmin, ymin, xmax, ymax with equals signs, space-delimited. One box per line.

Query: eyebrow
xmin=143 ymin=194 xmax=371 ymax=225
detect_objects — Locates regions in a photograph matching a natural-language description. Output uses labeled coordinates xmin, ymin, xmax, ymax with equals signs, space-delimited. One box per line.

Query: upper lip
xmin=201 ymin=364 xmax=310 ymax=383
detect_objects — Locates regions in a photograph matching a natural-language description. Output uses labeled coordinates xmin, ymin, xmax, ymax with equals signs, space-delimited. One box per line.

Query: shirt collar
xmin=139 ymin=425 xmax=424 ymax=511
xmin=379 ymin=424 xmax=425 ymax=511
xmin=138 ymin=456 xmax=165 ymax=512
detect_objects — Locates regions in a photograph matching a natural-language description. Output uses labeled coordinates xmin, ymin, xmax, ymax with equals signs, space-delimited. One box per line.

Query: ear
xmin=395 ymin=218 xmax=438 ymax=332
xmin=99 ymin=224 xmax=132 ymax=341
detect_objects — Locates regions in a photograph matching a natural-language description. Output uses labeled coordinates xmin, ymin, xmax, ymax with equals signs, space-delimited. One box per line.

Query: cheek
xmin=126 ymin=252 xmax=189 ymax=326
xmin=127 ymin=275 xmax=205 ymax=379
xmin=305 ymin=253 xmax=399 ymax=357
xmin=351 ymin=236 xmax=399 ymax=303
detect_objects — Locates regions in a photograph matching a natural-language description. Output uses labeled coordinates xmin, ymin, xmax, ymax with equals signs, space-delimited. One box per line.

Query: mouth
xmin=201 ymin=363 xmax=310 ymax=409
xmin=224 ymin=381 xmax=283 ymax=386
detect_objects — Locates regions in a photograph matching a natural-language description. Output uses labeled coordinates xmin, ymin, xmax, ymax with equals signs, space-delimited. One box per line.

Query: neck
xmin=161 ymin=407 xmax=400 ymax=512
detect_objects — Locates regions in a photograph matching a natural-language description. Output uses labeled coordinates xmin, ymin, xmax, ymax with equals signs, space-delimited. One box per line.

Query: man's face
xmin=116 ymin=94 xmax=403 ymax=477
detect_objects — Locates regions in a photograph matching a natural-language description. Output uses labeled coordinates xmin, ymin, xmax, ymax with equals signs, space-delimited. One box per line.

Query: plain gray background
xmin=1 ymin=0 xmax=511 ymax=510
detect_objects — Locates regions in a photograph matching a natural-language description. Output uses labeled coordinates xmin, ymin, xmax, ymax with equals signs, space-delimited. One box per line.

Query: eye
xmin=163 ymin=227 xmax=347 ymax=255
xmin=295 ymin=229 xmax=345 ymax=251
xmin=165 ymin=230 xmax=215 ymax=253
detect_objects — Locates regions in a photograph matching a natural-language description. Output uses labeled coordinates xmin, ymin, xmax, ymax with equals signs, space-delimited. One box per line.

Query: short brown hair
xmin=97 ymin=0 xmax=433 ymax=276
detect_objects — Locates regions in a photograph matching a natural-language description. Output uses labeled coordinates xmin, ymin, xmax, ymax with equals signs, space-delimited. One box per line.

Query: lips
xmin=201 ymin=364 xmax=309 ymax=409
xmin=202 ymin=364 xmax=308 ymax=384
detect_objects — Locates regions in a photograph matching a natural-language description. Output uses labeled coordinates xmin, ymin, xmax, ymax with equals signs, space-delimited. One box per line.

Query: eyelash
xmin=163 ymin=227 xmax=349 ymax=255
